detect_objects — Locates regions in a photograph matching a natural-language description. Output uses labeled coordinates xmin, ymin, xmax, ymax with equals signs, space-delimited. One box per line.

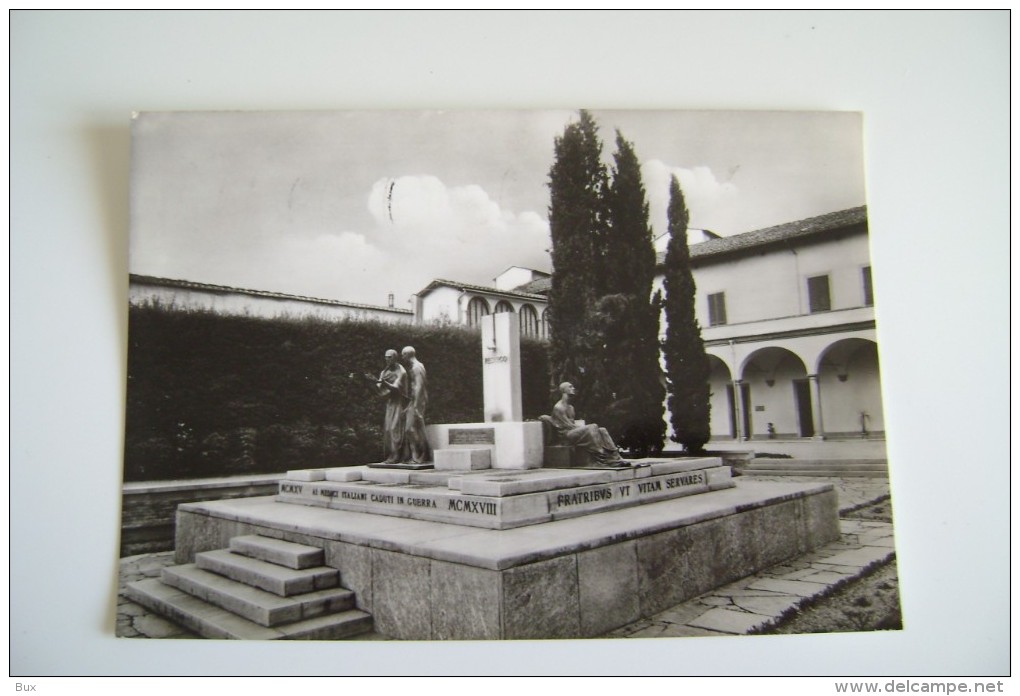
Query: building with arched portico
xmin=653 ymin=206 xmax=882 ymax=441
xmin=414 ymin=269 xmax=551 ymax=340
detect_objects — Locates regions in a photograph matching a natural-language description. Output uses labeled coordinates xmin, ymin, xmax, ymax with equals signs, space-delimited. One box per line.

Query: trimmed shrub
xmin=124 ymin=304 xmax=550 ymax=481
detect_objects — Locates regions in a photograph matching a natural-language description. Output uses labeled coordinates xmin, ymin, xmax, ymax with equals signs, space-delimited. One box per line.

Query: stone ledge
xmin=178 ymin=480 xmax=836 ymax=572
xmin=121 ymin=477 xmax=283 ymax=557
xmin=123 ymin=473 xmax=284 ymax=495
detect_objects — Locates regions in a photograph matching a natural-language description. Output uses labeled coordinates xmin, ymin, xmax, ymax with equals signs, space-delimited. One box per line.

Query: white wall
xmin=494 ymin=267 xmax=540 ymax=291
xmin=683 ymin=232 xmax=872 ymax=327
xmin=417 ymin=285 xmax=465 ymax=324
xmin=130 ymin=283 xmax=412 ymax=324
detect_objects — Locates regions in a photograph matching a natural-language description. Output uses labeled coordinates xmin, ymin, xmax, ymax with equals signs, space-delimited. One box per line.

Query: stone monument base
xmin=159 ymin=478 xmax=840 ymax=640
xmin=275 ymin=457 xmax=733 ymax=530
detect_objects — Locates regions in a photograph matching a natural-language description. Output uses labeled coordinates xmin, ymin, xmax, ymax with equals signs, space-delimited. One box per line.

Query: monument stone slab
xmin=481 ymin=312 xmax=522 ymax=423
xmin=433 ymin=448 xmax=492 ymax=471
xmin=426 ymin=421 xmax=544 ymax=470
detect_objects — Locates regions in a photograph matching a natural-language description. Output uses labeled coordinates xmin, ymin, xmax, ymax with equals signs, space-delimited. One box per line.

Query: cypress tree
xmin=597 ymin=131 xmax=665 ymax=455
xmin=662 ymin=175 xmax=711 ymax=453
xmin=546 ymin=110 xmax=610 ymax=419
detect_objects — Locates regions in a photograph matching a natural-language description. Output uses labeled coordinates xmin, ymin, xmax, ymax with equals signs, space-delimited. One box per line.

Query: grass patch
xmin=750 ymin=555 xmax=901 ymax=635
xmin=840 ymin=494 xmax=894 ymax=522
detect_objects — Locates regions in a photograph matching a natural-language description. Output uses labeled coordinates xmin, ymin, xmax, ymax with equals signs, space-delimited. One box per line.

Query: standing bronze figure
xmin=367 ymin=349 xmax=410 ymax=464
xmin=401 ymin=346 xmax=431 ymax=464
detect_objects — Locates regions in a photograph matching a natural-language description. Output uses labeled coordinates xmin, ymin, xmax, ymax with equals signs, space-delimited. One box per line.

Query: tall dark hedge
xmin=124 ymin=304 xmax=550 ymax=481
xmin=662 ymin=176 xmax=711 ymax=453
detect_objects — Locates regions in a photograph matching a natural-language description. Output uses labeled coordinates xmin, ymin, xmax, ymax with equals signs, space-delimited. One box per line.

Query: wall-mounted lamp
xmin=765 ymin=379 xmax=775 ymax=387
xmin=837 ymin=373 xmax=848 ymax=382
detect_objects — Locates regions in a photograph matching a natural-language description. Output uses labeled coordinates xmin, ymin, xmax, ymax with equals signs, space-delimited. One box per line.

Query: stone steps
xmin=125 ymin=578 xmax=373 ymax=640
xmin=161 ymin=564 xmax=355 ymax=627
xmin=229 ymin=534 xmax=324 ymax=569
xmin=126 ymin=534 xmax=374 ymax=640
xmin=195 ymin=549 xmax=339 ymax=597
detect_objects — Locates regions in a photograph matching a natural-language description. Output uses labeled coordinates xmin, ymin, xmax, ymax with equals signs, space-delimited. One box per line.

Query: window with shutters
xmin=707 ymin=292 xmax=727 ymax=326
xmin=808 ymin=275 xmax=831 ymax=313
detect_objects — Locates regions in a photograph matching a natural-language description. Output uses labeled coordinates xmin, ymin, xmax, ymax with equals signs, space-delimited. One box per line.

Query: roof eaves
xmin=130 ymin=274 xmax=413 ymax=314
xmin=656 ymin=206 xmax=868 ymax=267
xmin=416 ymin=278 xmax=546 ymax=302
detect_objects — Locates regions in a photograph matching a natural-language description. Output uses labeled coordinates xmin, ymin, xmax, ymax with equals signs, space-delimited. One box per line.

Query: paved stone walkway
xmin=117 ymin=553 xmax=194 ymax=639
xmin=116 ymin=476 xmax=894 ymax=640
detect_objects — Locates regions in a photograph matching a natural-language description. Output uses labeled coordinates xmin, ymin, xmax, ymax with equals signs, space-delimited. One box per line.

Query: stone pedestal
xmin=173 ymin=479 xmax=841 ymax=640
xmin=426 ymin=421 xmax=543 ymax=470
xmin=433 ymin=448 xmax=492 ymax=471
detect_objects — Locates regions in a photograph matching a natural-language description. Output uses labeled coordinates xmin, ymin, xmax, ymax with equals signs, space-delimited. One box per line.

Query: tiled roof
xmin=416 ymin=278 xmax=547 ymax=301
xmin=656 ymin=206 xmax=868 ymax=266
xmin=129 ymin=274 xmax=413 ymax=314
xmin=513 ymin=277 xmax=552 ymax=295
xmin=496 ymin=265 xmax=551 ymax=280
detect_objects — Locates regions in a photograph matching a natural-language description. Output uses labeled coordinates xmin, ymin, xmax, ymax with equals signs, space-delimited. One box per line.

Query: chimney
xmin=387 ymin=293 xmax=394 ymax=309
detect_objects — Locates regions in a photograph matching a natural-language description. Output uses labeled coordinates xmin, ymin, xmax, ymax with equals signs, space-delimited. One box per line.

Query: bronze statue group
xmin=365 ymin=347 xmax=432 ymax=465
xmin=366 ymin=348 xmax=626 ymax=469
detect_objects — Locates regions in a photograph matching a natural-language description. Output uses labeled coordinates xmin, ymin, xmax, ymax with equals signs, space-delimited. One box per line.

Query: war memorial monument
xmin=126 ymin=312 xmax=841 ymax=640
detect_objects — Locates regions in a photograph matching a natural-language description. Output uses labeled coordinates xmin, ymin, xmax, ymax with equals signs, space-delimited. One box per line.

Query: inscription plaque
xmin=449 ymin=428 xmax=496 ymax=445
xmin=276 ymin=464 xmax=730 ymax=530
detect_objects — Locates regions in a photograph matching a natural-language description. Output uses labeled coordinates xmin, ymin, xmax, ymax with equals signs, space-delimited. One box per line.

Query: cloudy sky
xmin=130 ymin=109 xmax=865 ymax=308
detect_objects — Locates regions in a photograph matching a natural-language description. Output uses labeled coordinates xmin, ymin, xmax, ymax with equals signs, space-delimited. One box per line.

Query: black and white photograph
xmin=118 ymin=108 xmax=898 ymax=642
xmin=11 ymin=10 xmax=1007 ymax=679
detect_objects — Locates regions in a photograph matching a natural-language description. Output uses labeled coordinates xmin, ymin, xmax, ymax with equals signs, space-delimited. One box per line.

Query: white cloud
xmin=642 ymin=160 xmax=739 ymax=237
xmin=366 ymin=175 xmax=551 ymax=290
xmin=224 ymin=231 xmax=391 ymax=305
xmin=168 ymin=176 xmax=550 ymax=309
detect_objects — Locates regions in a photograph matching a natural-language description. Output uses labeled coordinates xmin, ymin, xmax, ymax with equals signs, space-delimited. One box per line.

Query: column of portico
xmin=732 ymin=380 xmax=746 ymax=440
xmin=808 ymin=374 xmax=825 ymax=440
